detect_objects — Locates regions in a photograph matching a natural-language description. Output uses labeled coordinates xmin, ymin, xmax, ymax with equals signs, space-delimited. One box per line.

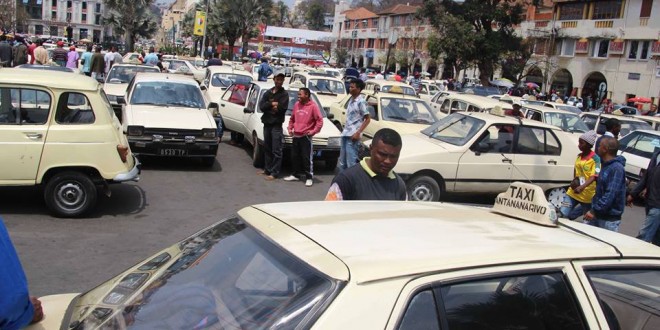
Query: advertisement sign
xmin=652 ymin=41 xmax=660 ymax=55
xmin=609 ymin=40 xmax=624 ymax=54
xmin=575 ymin=39 xmax=588 ymax=53
xmin=193 ymin=11 xmax=206 ymax=36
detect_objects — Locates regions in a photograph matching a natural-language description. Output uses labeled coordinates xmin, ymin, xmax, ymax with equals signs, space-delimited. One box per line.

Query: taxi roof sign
xmin=491 ymin=182 xmax=558 ymax=227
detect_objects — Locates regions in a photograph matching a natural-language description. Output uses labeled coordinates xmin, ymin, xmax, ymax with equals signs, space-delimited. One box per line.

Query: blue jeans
xmin=560 ymin=195 xmax=591 ymax=220
xmin=637 ymin=207 xmax=660 ymax=243
xmin=214 ymin=117 xmax=223 ymax=139
xmin=584 ymin=219 xmax=621 ymax=232
xmin=338 ymin=136 xmax=359 ymax=171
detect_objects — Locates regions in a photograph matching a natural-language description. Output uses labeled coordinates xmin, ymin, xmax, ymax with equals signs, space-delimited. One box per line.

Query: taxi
xmin=523 ymin=104 xmax=590 ymax=133
xmin=430 ymin=93 xmax=512 ymax=119
xmin=543 ymin=101 xmax=582 ymax=114
xmin=200 ymin=65 xmax=254 ymax=101
xmin=363 ymin=79 xmax=417 ymax=97
xmin=580 ymin=112 xmax=652 ymax=137
xmin=0 ymin=69 xmax=140 ymax=217
xmin=165 ymin=59 xmax=206 ymax=83
xmin=617 ymin=129 xmax=660 ymax=187
xmin=633 ymin=115 xmax=660 ymax=131
xmin=288 ymin=70 xmax=347 ymax=112
xmin=418 ymin=80 xmax=441 ymax=101
xmin=102 ymin=64 xmax=161 ymax=121
xmin=26 ymin=182 xmax=660 ymax=329
xmin=392 ymin=110 xmax=579 ymax=206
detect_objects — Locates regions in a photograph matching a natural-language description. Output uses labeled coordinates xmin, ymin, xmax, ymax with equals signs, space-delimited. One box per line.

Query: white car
xmin=165 ymin=59 xmax=206 ymax=83
xmin=430 ymin=93 xmax=512 ymax=119
xmin=25 ymin=182 xmax=660 ymax=330
xmin=523 ymin=104 xmax=590 ymax=133
xmin=288 ymin=71 xmax=348 ymax=112
xmin=418 ymin=80 xmax=441 ymax=101
xmin=580 ymin=112 xmax=652 ymax=137
xmin=119 ymin=73 xmax=219 ymax=166
xmin=102 ymin=64 xmax=161 ymax=121
xmin=218 ymin=81 xmax=342 ymax=169
xmin=393 ymin=112 xmax=579 ymax=207
xmin=618 ymin=129 xmax=660 ymax=187
xmin=200 ymin=66 xmax=254 ymax=102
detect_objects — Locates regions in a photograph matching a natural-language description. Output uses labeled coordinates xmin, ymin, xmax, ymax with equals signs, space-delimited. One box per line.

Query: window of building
xmin=82 ymin=1 xmax=87 ymax=10
xmin=82 ymin=13 xmax=87 ymax=22
xmin=406 ymin=14 xmax=413 ymax=26
xmin=592 ymin=39 xmax=609 ymax=58
xmin=51 ymin=11 xmax=56 ymax=19
xmin=50 ymin=26 xmax=58 ymax=36
xmin=640 ymin=0 xmax=653 ymax=17
xmin=533 ymin=39 xmax=548 ymax=55
xmin=35 ymin=25 xmax=43 ymax=35
xmin=95 ymin=14 xmax=101 ymax=25
xmin=372 ymin=18 xmax=379 ymax=28
xmin=345 ymin=20 xmax=350 ymax=29
xmin=358 ymin=39 xmax=365 ymax=48
xmin=67 ymin=0 xmax=72 ymax=8
xmin=361 ymin=19 xmax=368 ymax=28
xmin=66 ymin=12 xmax=71 ymax=22
xmin=52 ymin=0 xmax=57 ymax=7
xmin=379 ymin=39 xmax=386 ymax=49
xmin=591 ymin=0 xmax=623 ymax=20
xmin=556 ymin=39 xmax=575 ymax=56
xmin=368 ymin=38 xmax=375 ymax=48
xmin=96 ymin=3 xmax=101 ymax=13
xmin=393 ymin=15 xmax=401 ymax=27
xmin=79 ymin=28 xmax=88 ymax=40
xmin=628 ymin=40 xmax=650 ymax=60
xmin=558 ymin=3 xmax=584 ymax=20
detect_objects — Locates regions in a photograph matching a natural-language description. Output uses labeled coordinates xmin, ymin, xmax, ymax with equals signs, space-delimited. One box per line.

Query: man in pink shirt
xmin=284 ymin=87 xmax=324 ymax=187
xmin=27 ymin=41 xmax=36 ymax=64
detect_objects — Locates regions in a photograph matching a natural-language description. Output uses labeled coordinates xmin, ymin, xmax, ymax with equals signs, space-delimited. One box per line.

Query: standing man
xmin=257 ymin=58 xmax=273 ymax=82
xmin=66 ymin=46 xmax=79 ymax=69
xmin=242 ymin=58 xmax=252 ymax=72
xmin=410 ymin=72 xmax=422 ymax=94
xmin=359 ymin=68 xmax=368 ymax=81
xmin=80 ymin=44 xmax=93 ymax=76
xmin=33 ymin=41 xmax=48 ymax=65
xmin=594 ymin=118 xmax=621 ymax=152
xmin=560 ymin=131 xmax=600 ymax=220
xmin=11 ymin=36 xmax=28 ymax=66
xmin=51 ymin=41 xmax=68 ymax=67
xmin=339 ymin=78 xmax=370 ymax=171
xmin=0 ymin=35 xmax=14 ymax=67
xmin=259 ymin=73 xmax=289 ymax=180
xmin=627 ymin=149 xmax=660 ymax=246
xmin=90 ymin=46 xmax=105 ymax=81
xmin=144 ymin=47 xmax=158 ymax=66
xmin=326 ymin=128 xmax=407 ymax=200
xmin=27 ymin=40 xmax=36 ymax=64
xmin=284 ymin=87 xmax=324 ymax=187
xmin=104 ymin=46 xmax=117 ymax=74
xmin=583 ymin=137 xmax=627 ymax=232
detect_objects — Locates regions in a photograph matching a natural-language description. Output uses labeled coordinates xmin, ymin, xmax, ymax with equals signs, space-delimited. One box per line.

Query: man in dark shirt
xmin=325 ymin=128 xmax=407 ymax=200
xmin=90 ymin=46 xmax=105 ymax=81
xmin=628 ymin=149 xmax=660 ymax=246
xmin=258 ymin=73 xmax=289 ymax=180
xmin=51 ymin=41 xmax=68 ymax=67
xmin=0 ymin=35 xmax=13 ymax=67
xmin=206 ymin=53 xmax=222 ymax=66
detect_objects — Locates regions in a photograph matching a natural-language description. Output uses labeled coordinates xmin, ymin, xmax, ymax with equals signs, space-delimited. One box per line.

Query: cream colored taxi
xmin=617 ymin=129 xmax=660 ymax=187
xmin=102 ymin=64 xmax=161 ymax=121
xmin=633 ymin=115 xmax=660 ymax=131
xmin=430 ymin=93 xmax=512 ymax=119
xmin=364 ymin=79 xmax=417 ymax=97
xmin=393 ymin=111 xmax=579 ymax=207
xmin=200 ymin=65 xmax=254 ymax=101
xmin=288 ymin=70 xmax=347 ymax=112
xmin=580 ymin=112 xmax=652 ymax=137
xmin=523 ymin=104 xmax=590 ymax=133
xmin=119 ymin=73 xmax=219 ymax=167
xmin=418 ymin=80 xmax=441 ymax=101
xmin=165 ymin=59 xmax=206 ymax=83
xmin=26 ymin=182 xmax=660 ymax=329
xmin=0 ymin=69 xmax=140 ymax=217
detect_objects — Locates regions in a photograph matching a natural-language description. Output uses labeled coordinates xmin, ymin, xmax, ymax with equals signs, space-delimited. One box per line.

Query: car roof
xmin=633 ymin=115 xmax=660 ymax=123
xmin=583 ymin=112 xmax=647 ymax=123
xmin=0 ymin=68 xmax=97 ymax=91
xmin=626 ymin=129 xmax=660 ymax=136
xmin=467 ymin=111 xmax=563 ymax=129
xmin=447 ymin=93 xmax=510 ymax=106
xmin=367 ymin=79 xmax=412 ymax=87
xmin=246 ymin=201 xmax=658 ymax=283
xmin=133 ymin=72 xmax=198 ymax=84
xmin=523 ymin=104 xmax=577 ymax=115
xmin=206 ymin=66 xmax=252 ymax=76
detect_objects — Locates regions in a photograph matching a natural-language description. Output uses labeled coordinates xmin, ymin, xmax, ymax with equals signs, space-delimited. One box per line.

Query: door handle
xmin=548 ymin=159 xmax=557 ymax=165
xmin=502 ymin=158 xmax=512 ymax=163
xmin=24 ymin=133 xmax=43 ymax=140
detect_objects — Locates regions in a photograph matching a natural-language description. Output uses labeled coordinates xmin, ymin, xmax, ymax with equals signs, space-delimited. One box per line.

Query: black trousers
xmin=263 ymin=125 xmax=283 ymax=177
xmin=291 ymin=136 xmax=313 ymax=180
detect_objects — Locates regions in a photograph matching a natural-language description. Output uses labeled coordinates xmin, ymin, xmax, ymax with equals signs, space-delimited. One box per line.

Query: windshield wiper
xmin=168 ymin=101 xmax=201 ymax=108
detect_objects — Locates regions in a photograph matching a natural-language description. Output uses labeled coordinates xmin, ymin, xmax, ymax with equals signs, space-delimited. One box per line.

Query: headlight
xmin=327 ymin=137 xmax=341 ymax=147
xmin=106 ymin=94 xmax=118 ymax=103
xmin=127 ymin=126 xmax=144 ymax=136
xmin=202 ymin=128 xmax=217 ymax=138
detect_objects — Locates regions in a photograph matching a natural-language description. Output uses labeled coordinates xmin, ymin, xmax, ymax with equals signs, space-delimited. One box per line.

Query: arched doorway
xmin=525 ymin=66 xmax=544 ymax=88
xmin=427 ymin=59 xmax=438 ymax=78
xmin=550 ymin=69 xmax=573 ymax=99
xmin=582 ymin=71 xmax=607 ymax=109
xmin=412 ymin=58 xmax=422 ymax=74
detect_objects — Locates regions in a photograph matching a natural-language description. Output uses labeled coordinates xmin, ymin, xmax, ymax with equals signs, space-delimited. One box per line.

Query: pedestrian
xmin=0 ymin=35 xmax=14 ymax=67
xmin=112 ymin=48 xmax=123 ymax=66
xmin=104 ymin=46 xmax=118 ymax=74
xmin=144 ymin=47 xmax=158 ymax=66
xmin=51 ymin=41 xmax=68 ymax=67
xmin=583 ymin=137 xmax=627 ymax=232
xmin=0 ymin=216 xmax=44 ymax=329
xmin=90 ymin=46 xmax=105 ymax=81
xmin=410 ymin=72 xmax=422 ymax=93
xmin=80 ymin=44 xmax=93 ymax=76
xmin=338 ymin=78 xmax=371 ymax=171
xmin=11 ymin=36 xmax=28 ymax=67
xmin=33 ymin=40 xmax=48 ymax=65
xmin=344 ymin=62 xmax=359 ymax=80
xmin=66 ymin=46 xmax=79 ymax=69
xmin=283 ymin=87 xmax=324 ymax=187
xmin=594 ymin=118 xmax=621 ymax=152
xmin=325 ymin=128 xmax=407 ymax=200
xmin=242 ymin=58 xmax=252 ymax=72
xmin=138 ymin=51 xmax=145 ymax=64
xmin=627 ymin=149 xmax=660 ymax=246
xmin=257 ymin=58 xmax=273 ymax=82
xmin=207 ymin=53 xmax=222 ymax=66
xmin=258 ymin=73 xmax=289 ymax=180
xmin=359 ymin=68 xmax=368 ymax=81
xmin=560 ymin=131 xmax=600 ymax=220
xmin=156 ymin=53 xmax=166 ymax=72
xmin=27 ymin=40 xmax=36 ymax=64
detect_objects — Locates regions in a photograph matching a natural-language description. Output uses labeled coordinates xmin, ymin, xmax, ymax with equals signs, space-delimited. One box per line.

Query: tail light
xmin=117 ymin=145 xmax=129 ymax=163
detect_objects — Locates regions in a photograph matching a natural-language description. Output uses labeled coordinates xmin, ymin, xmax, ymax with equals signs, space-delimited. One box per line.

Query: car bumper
xmin=128 ymin=139 xmax=219 ymax=157
xmin=112 ymin=155 xmax=141 ymax=182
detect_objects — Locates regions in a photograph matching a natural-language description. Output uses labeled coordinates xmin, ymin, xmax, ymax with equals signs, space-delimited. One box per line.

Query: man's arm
xmin=630 ymin=152 xmax=657 ymax=198
xmin=325 ymin=173 xmax=353 ymax=200
xmin=592 ymin=168 xmax=625 ymax=214
xmin=287 ymin=102 xmax=297 ymax=134
xmin=258 ymin=90 xmax=272 ymax=113
xmin=276 ymin=90 xmax=289 ymax=114
xmin=352 ymin=114 xmax=370 ymax=141
xmin=312 ymin=103 xmax=323 ymax=135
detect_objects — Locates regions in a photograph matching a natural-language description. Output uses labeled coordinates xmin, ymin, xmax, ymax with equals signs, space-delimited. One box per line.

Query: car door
xmin=0 ymin=87 xmax=52 ymax=184
xmin=243 ymin=85 xmax=262 ymax=141
xmin=219 ymin=84 xmax=250 ymax=133
xmin=388 ymin=261 xmax=599 ymax=330
xmin=362 ymin=95 xmax=381 ymax=140
xmin=510 ymin=126 xmax=569 ymax=191
xmin=455 ymin=124 xmax=514 ymax=193
xmin=618 ymin=131 xmax=660 ymax=181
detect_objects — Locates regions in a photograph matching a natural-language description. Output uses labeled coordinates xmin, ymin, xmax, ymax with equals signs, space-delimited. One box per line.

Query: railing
xmin=640 ymin=17 xmax=649 ymax=26
xmin=535 ymin=21 xmax=549 ymax=28
xmin=561 ymin=21 xmax=577 ymax=28
xmin=594 ymin=20 xmax=613 ymax=28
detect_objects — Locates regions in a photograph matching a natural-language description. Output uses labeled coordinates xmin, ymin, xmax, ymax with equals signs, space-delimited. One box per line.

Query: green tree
xmin=333 ymin=47 xmax=349 ymax=67
xmin=210 ymin=0 xmax=243 ymax=59
xmin=272 ymin=1 xmax=289 ymax=27
xmin=304 ymin=1 xmax=326 ymax=30
xmin=104 ymin=0 xmax=158 ymax=52
xmin=420 ymin=0 xmax=524 ymax=85
xmin=230 ymin=0 xmax=272 ymax=57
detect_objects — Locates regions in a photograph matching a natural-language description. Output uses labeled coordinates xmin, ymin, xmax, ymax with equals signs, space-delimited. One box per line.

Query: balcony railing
xmin=535 ymin=21 xmax=549 ymax=28
xmin=594 ymin=20 xmax=613 ymax=28
xmin=640 ymin=17 xmax=649 ymax=26
xmin=561 ymin=21 xmax=577 ymax=28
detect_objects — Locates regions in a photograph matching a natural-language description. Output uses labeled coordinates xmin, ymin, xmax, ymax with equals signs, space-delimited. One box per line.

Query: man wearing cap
xmin=410 ymin=72 xmax=422 ymax=93
xmin=510 ymin=102 xmax=524 ymax=117
xmin=258 ymin=73 xmax=289 ymax=180
xmin=11 ymin=36 xmax=28 ymax=67
xmin=560 ymin=130 xmax=600 ymax=220
xmin=51 ymin=41 xmax=68 ymax=67
xmin=0 ymin=35 xmax=13 ymax=67
xmin=33 ymin=40 xmax=48 ymax=65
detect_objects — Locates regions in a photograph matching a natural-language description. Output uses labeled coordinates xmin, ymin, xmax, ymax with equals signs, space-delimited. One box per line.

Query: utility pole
xmin=200 ymin=0 xmax=209 ymax=58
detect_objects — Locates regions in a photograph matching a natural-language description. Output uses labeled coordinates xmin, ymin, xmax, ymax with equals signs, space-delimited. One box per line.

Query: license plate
xmin=159 ymin=148 xmax=187 ymax=156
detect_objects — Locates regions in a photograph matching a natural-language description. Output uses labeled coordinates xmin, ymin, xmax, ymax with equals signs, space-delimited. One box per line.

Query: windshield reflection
xmin=107 ymin=66 xmax=160 ymax=84
xmin=422 ymin=113 xmax=486 ymax=146
xmin=211 ymin=73 xmax=253 ymax=88
xmin=544 ymin=112 xmax=589 ymax=133
xmin=130 ymin=82 xmax=205 ymax=108
xmin=380 ymin=98 xmax=437 ymax=124
xmin=309 ymin=79 xmax=346 ymax=95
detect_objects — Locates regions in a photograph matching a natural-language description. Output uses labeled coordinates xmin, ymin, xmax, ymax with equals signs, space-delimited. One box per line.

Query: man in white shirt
xmin=104 ymin=46 xmax=118 ymax=74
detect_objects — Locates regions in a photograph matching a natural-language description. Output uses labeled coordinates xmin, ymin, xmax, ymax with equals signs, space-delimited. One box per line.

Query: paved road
xmin=1 ymin=141 xmax=649 ymax=297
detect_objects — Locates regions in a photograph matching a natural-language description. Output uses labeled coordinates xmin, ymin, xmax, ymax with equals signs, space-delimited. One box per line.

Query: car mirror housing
xmin=327 ymin=113 xmax=335 ymax=120
xmin=200 ymin=84 xmax=207 ymax=91
xmin=243 ymin=107 xmax=254 ymax=114
xmin=117 ymin=96 xmax=126 ymax=105
xmin=208 ymin=102 xmax=219 ymax=116
xmin=471 ymin=141 xmax=489 ymax=155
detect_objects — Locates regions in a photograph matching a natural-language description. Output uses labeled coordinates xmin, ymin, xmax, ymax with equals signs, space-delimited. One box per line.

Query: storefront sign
xmin=575 ymin=40 xmax=588 ymax=53
xmin=609 ymin=40 xmax=624 ymax=54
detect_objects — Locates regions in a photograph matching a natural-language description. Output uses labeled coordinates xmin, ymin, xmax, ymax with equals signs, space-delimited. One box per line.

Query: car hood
xmin=127 ymin=105 xmax=215 ymax=129
xmin=315 ymin=94 xmax=345 ymax=108
xmin=103 ymin=82 xmax=128 ymax=97
xmin=382 ymin=121 xmax=431 ymax=135
xmin=282 ymin=117 xmax=341 ymax=139
xmin=24 ymin=293 xmax=78 ymax=330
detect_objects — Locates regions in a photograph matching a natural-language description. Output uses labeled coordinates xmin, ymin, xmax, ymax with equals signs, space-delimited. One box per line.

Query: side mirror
xmin=471 ymin=141 xmax=489 ymax=155
xmin=327 ymin=113 xmax=335 ymax=120
xmin=200 ymin=84 xmax=207 ymax=91
xmin=208 ymin=102 xmax=219 ymax=116
xmin=117 ymin=96 xmax=126 ymax=105
xmin=243 ymin=107 xmax=254 ymax=114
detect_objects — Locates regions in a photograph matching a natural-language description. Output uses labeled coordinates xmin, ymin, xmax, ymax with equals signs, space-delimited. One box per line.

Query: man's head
xmin=351 ymin=62 xmax=357 ymax=68
xmin=414 ymin=72 xmax=420 ymax=78
xmin=298 ymin=88 xmax=310 ymax=104
xmin=86 ymin=44 xmax=93 ymax=52
xmin=273 ymin=73 xmax=285 ymax=88
xmin=69 ymin=46 xmax=76 ymax=51
xmin=605 ymin=118 xmax=621 ymax=137
xmin=0 ymin=35 xmax=5 ymax=42
xmin=349 ymin=78 xmax=365 ymax=96
xmin=262 ymin=58 xmax=268 ymax=63
xmin=578 ymin=130 xmax=597 ymax=152
xmin=369 ymin=128 xmax=403 ymax=176
xmin=149 ymin=46 xmax=155 ymax=53
xmin=512 ymin=102 xmax=522 ymax=116
xmin=57 ymin=41 xmax=64 ymax=47
xmin=597 ymin=136 xmax=619 ymax=158
xmin=95 ymin=45 xmax=102 ymax=53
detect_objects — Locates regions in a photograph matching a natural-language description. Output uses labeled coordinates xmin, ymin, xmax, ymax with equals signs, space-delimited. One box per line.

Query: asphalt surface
xmin=0 ymin=139 xmax=649 ymax=297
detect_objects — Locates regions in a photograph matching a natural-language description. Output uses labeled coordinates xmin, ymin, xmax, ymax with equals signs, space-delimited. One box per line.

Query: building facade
xmin=159 ymin=0 xmax=187 ymax=47
xmin=21 ymin=0 xmax=110 ymax=43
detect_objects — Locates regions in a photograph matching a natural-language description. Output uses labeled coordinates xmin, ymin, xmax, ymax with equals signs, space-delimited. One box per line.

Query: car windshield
xmin=380 ymin=98 xmax=437 ymax=124
xmin=130 ymin=82 xmax=205 ymax=108
xmin=619 ymin=119 xmax=652 ymax=136
xmin=555 ymin=105 xmax=581 ymax=114
xmin=382 ymin=85 xmax=416 ymax=96
xmin=211 ymin=73 xmax=253 ymax=87
xmin=107 ymin=66 xmax=160 ymax=84
xmin=309 ymin=79 xmax=345 ymax=94
xmin=64 ymin=217 xmax=341 ymax=329
xmin=422 ymin=113 xmax=485 ymax=146
xmin=544 ymin=112 xmax=589 ymax=132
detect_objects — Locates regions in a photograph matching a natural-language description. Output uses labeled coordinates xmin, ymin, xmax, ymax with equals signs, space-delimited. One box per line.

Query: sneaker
xmin=257 ymin=170 xmax=269 ymax=176
xmin=283 ymin=175 xmax=298 ymax=181
xmin=265 ymin=175 xmax=276 ymax=181
xmin=305 ymin=179 xmax=313 ymax=187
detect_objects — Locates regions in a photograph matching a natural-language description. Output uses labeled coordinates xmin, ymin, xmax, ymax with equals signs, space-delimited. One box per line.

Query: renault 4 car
xmin=25 ymin=182 xmax=660 ymax=329
xmin=102 ymin=64 xmax=161 ymax=121
xmin=430 ymin=93 xmax=512 ymax=119
xmin=288 ymin=71 xmax=347 ymax=113
xmin=0 ymin=69 xmax=140 ymax=217
xmin=363 ymin=79 xmax=417 ymax=97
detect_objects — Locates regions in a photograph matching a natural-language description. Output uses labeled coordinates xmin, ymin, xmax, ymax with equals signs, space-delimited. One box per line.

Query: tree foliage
xmin=297 ymin=0 xmax=334 ymax=30
xmin=0 ymin=0 xmax=29 ymax=33
xmin=104 ymin=0 xmax=158 ymax=52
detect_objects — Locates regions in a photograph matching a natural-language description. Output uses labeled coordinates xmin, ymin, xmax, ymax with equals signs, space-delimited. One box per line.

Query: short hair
xmin=372 ymin=128 xmax=402 ymax=148
xmin=149 ymin=46 xmax=155 ymax=53
xmin=350 ymin=78 xmax=365 ymax=91
xmin=599 ymin=136 xmax=619 ymax=156
xmin=299 ymin=87 xmax=310 ymax=96
xmin=86 ymin=44 xmax=93 ymax=52
xmin=605 ymin=118 xmax=621 ymax=131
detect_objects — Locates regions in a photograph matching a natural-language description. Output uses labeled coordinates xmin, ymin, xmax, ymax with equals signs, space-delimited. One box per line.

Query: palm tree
xmin=233 ymin=0 xmax=272 ymax=57
xmin=104 ymin=0 xmax=158 ymax=52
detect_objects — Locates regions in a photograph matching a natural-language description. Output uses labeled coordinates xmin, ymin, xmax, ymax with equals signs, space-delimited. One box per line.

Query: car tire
xmin=252 ymin=133 xmax=264 ymax=168
xmin=546 ymin=187 xmax=567 ymax=211
xmin=44 ymin=171 xmax=98 ymax=218
xmin=201 ymin=157 xmax=215 ymax=167
xmin=407 ymin=175 xmax=441 ymax=201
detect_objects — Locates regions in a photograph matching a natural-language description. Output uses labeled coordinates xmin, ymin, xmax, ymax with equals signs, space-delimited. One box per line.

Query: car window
xmin=440 ymin=99 xmax=451 ymax=114
xmin=382 ymin=85 xmax=416 ymax=96
xmin=130 ymin=82 xmax=205 ymax=108
xmin=56 ymin=92 xmax=95 ymax=124
xmin=398 ymin=289 xmax=440 ymax=330
xmin=380 ymin=98 xmax=437 ymax=124
xmin=473 ymin=125 xmax=515 ymax=153
xmin=582 ymin=115 xmax=597 ymax=130
xmin=451 ymin=101 xmax=468 ymax=113
xmin=544 ymin=112 xmax=589 ymax=133
xmin=0 ymin=87 xmax=51 ymax=125
xmin=247 ymin=87 xmax=260 ymax=112
xmin=211 ymin=73 xmax=253 ymax=88
xmin=620 ymin=133 xmax=660 ymax=159
xmin=619 ymin=120 xmax=652 ymax=137
xmin=107 ymin=66 xmax=160 ymax=83
xmin=422 ymin=113 xmax=485 ymax=146
xmin=309 ymin=79 xmax=345 ymax=94
xmin=586 ymin=268 xmax=660 ymax=330
xmin=516 ymin=126 xmax=561 ymax=155
xmin=526 ymin=110 xmax=542 ymax=122
xmin=223 ymin=84 xmax=248 ymax=105
xmin=366 ymin=96 xmax=379 ymax=121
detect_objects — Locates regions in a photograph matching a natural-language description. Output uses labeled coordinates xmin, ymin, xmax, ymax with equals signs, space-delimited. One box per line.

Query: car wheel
xmin=235 ymin=133 xmax=244 ymax=144
xmin=546 ymin=187 xmax=567 ymax=211
xmin=201 ymin=157 xmax=215 ymax=167
xmin=44 ymin=171 xmax=98 ymax=218
xmin=252 ymin=133 xmax=264 ymax=168
xmin=407 ymin=175 xmax=441 ymax=201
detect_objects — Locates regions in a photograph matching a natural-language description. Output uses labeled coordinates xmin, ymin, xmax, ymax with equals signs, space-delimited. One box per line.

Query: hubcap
xmin=411 ymin=184 xmax=433 ymax=201
xmin=55 ymin=182 xmax=86 ymax=211
xmin=547 ymin=187 xmax=567 ymax=210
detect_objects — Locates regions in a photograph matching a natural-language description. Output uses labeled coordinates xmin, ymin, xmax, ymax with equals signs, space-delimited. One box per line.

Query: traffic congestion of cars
xmin=1 ymin=57 xmax=659 ymax=329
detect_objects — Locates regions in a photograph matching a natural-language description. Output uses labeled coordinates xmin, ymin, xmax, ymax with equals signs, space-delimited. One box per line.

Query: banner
xmin=193 ymin=11 xmax=206 ymax=36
